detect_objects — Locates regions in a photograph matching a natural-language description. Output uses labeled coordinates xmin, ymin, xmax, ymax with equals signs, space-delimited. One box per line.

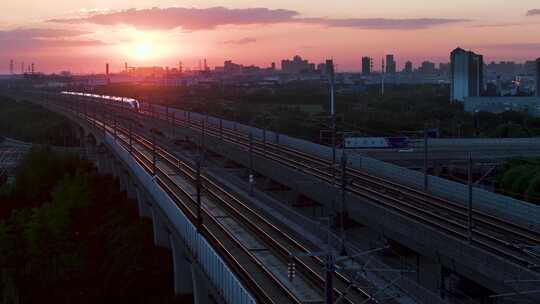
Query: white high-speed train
xmin=61 ymin=91 xmax=140 ymax=110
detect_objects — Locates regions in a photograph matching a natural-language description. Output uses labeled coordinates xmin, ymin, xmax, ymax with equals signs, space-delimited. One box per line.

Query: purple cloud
xmin=224 ymin=37 xmax=257 ymax=45
xmin=302 ymin=17 xmax=469 ymax=30
xmin=48 ymin=6 xmax=469 ymax=31
xmin=0 ymin=28 xmax=103 ymax=54
xmin=527 ymin=9 xmax=540 ymax=16
xmin=0 ymin=28 xmax=89 ymax=39
xmin=468 ymin=42 xmax=540 ymax=51
xmin=49 ymin=7 xmax=299 ymax=30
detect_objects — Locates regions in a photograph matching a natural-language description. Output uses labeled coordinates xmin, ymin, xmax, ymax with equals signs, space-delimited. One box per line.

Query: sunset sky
xmin=1 ymin=1 xmax=539 ymax=74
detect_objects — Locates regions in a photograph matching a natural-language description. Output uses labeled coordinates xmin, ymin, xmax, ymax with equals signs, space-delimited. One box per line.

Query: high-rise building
xmin=450 ymin=48 xmax=484 ymax=102
xmin=362 ymin=57 xmax=372 ymax=75
xmin=536 ymin=58 xmax=540 ymax=97
xmin=9 ymin=60 xmax=13 ymax=75
xmin=385 ymin=54 xmax=396 ymax=74
xmin=403 ymin=61 xmax=413 ymax=73
xmin=106 ymin=63 xmax=110 ymax=85
xmin=224 ymin=60 xmax=243 ymax=74
xmin=281 ymin=55 xmax=315 ymax=74
xmin=439 ymin=63 xmax=450 ymax=75
xmin=419 ymin=61 xmax=436 ymax=74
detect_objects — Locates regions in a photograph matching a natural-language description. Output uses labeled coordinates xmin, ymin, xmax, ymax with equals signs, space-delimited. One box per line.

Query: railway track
xmin=108 ymin=117 xmax=384 ymax=304
xmin=61 ymin=105 xmax=393 ymax=303
xmin=137 ymin=107 xmax=540 ymax=271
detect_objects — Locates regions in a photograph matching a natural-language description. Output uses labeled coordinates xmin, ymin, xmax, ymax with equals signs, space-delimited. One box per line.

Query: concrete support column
xmin=169 ymin=233 xmax=194 ymax=296
xmin=151 ymin=205 xmax=170 ymax=249
xmin=192 ymin=265 xmax=211 ymax=304
xmin=134 ymin=185 xmax=152 ymax=219
xmin=115 ymin=161 xmax=127 ymax=192
xmin=105 ymin=154 xmax=114 ymax=176
xmin=417 ymin=254 xmax=443 ymax=295
xmin=125 ymin=174 xmax=137 ymax=200
xmin=111 ymin=159 xmax=120 ymax=180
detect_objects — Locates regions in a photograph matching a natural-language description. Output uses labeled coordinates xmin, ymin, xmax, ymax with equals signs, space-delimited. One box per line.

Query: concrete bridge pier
xmin=95 ymin=148 xmax=112 ymax=176
xmin=104 ymin=153 xmax=115 ymax=176
xmin=169 ymin=233 xmax=194 ymax=297
xmin=124 ymin=173 xmax=137 ymax=200
xmin=191 ymin=264 xmax=211 ymax=304
xmin=417 ymin=254 xmax=443 ymax=296
xmin=111 ymin=159 xmax=121 ymax=186
xmin=151 ymin=205 xmax=171 ymax=249
xmin=115 ymin=161 xmax=127 ymax=193
xmin=134 ymin=184 xmax=152 ymax=219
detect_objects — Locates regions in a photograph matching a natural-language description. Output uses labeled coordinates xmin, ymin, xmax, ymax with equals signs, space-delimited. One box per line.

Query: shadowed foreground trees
xmin=496 ymin=159 xmax=540 ymax=205
xmin=0 ymin=148 xmax=187 ymax=303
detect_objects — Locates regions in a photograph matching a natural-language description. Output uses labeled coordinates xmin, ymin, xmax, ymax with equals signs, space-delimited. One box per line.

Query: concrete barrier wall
xmin=147 ymin=104 xmax=540 ymax=231
xmin=412 ymin=138 xmax=540 ymax=147
xmin=106 ymin=133 xmax=256 ymax=304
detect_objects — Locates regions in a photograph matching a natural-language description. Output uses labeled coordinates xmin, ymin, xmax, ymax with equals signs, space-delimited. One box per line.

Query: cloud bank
xmin=49 ymin=7 xmax=299 ymax=30
xmin=0 ymin=28 xmax=103 ymax=53
xmin=0 ymin=28 xmax=89 ymax=39
xmin=48 ymin=6 xmax=469 ymax=31
xmin=224 ymin=37 xmax=257 ymax=45
xmin=527 ymin=9 xmax=540 ymax=16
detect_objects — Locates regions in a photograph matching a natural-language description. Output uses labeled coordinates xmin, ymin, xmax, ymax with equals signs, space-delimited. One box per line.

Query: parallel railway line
xmin=138 ymin=107 xmax=540 ymax=271
xmin=67 ymin=106 xmax=396 ymax=304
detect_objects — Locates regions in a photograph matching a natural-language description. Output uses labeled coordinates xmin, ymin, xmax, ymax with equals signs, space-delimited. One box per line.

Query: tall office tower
xmin=385 ymin=54 xmax=396 ymax=74
xmin=9 ymin=60 xmax=14 ymax=74
xmin=326 ymin=59 xmax=335 ymax=79
xmin=536 ymin=58 xmax=540 ymax=97
xmin=403 ymin=61 xmax=413 ymax=73
xmin=106 ymin=63 xmax=110 ymax=85
xmin=125 ymin=62 xmax=128 ymax=73
xmin=450 ymin=47 xmax=484 ymax=102
xmin=361 ymin=57 xmax=372 ymax=75
xmin=21 ymin=62 xmax=24 ymax=74
xmin=31 ymin=63 xmax=34 ymax=74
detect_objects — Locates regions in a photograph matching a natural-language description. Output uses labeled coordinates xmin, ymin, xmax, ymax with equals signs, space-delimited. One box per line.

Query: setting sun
xmin=134 ymin=43 xmax=152 ymax=60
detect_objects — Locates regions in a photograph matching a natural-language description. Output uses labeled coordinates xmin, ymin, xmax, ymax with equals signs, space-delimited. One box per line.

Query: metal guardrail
xmin=109 ymin=133 xmax=258 ymax=304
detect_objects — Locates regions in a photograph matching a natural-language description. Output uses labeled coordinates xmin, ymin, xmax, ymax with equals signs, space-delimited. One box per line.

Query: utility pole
xmin=325 ymin=216 xmax=334 ymax=304
xmin=201 ymin=120 xmax=206 ymax=156
xmin=249 ymin=133 xmax=254 ymax=196
xmin=327 ymin=60 xmax=337 ymax=184
xmin=262 ymin=115 xmax=267 ymax=157
xmin=152 ymin=134 xmax=157 ymax=176
xmin=129 ymin=121 xmax=133 ymax=154
xmin=196 ymin=152 xmax=203 ymax=232
xmin=340 ymin=151 xmax=348 ymax=256
xmin=423 ymin=124 xmax=429 ymax=191
xmin=113 ymin=115 xmax=117 ymax=140
xmin=196 ymin=119 xmax=205 ymax=232
xmin=468 ymin=152 xmax=473 ymax=244
xmin=171 ymin=111 xmax=175 ymax=137
xmin=102 ymin=110 xmax=106 ymax=134
xmin=219 ymin=118 xmax=223 ymax=140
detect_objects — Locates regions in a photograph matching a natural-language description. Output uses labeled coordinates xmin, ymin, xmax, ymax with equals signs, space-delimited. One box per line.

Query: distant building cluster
xmin=281 ymin=55 xmax=316 ymax=74
xmin=449 ymin=47 xmax=540 ymax=116
xmin=6 ymin=49 xmax=540 ymax=117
